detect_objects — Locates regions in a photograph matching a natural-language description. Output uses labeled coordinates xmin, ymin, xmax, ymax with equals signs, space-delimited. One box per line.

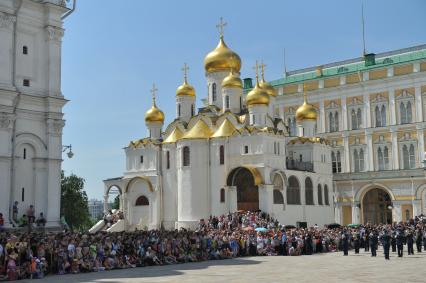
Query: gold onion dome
xmin=163 ymin=127 xmax=184 ymax=143
xmin=176 ymin=81 xmax=196 ymax=97
xmin=222 ymin=69 xmax=243 ymax=88
xmin=295 ymin=90 xmax=317 ymax=121
xmin=212 ymin=118 xmax=239 ymax=138
xmin=182 ymin=119 xmax=213 ymax=139
xmin=145 ymin=104 xmax=165 ymax=123
xmin=259 ymin=80 xmax=277 ymax=97
xmin=204 ymin=36 xmax=241 ymax=73
xmin=246 ymin=82 xmax=270 ymax=107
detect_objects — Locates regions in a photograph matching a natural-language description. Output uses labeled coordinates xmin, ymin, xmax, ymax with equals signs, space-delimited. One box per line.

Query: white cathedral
xmin=99 ymin=23 xmax=335 ymax=232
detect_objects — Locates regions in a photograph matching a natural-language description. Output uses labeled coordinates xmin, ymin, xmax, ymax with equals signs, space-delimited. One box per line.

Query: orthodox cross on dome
xmin=216 ymin=17 xmax=227 ymax=38
xmin=181 ymin=63 xmax=189 ymax=83
xmin=260 ymin=61 xmax=267 ymax=81
xmin=150 ymin=83 xmax=158 ymax=105
xmin=253 ymin=60 xmax=259 ymax=83
xmin=303 ymin=83 xmax=308 ymax=103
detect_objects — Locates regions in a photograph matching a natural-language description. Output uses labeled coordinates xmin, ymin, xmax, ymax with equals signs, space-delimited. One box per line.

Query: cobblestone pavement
xmin=21 ymin=248 xmax=426 ymax=283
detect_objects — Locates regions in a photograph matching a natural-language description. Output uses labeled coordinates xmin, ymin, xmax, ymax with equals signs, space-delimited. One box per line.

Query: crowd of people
xmin=0 ymin=211 xmax=425 ymax=280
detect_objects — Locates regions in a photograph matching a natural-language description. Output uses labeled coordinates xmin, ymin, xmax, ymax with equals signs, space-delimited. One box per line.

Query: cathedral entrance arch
xmin=227 ymin=166 xmax=261 ymax=211
xmin=361 ymin=188 xmax=393 ymax=224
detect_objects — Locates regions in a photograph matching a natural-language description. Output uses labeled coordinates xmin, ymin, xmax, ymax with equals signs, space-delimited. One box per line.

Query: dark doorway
xmin=227 ymin=167 xmax=259 ymax=211
xmin=362 ymin=188 xmax=392 ymax=224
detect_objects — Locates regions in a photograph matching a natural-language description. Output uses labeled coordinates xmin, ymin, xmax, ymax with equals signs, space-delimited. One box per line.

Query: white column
xmin=413 ymin=200 xmax=422 ymax=217
xmin=45 ymin=26 xmax=64 ymax=96
xmin=228 ymin=186 xmax=237 ymax=212
xmin=103 ymin=194 xmax=109 ymax=214
xmin=391 ymin=127 xmax=399 ymax=170
xmin=389 ymin=89 xmax=396 ymax=125
xmin=393 ymin=203 xmax=402 ymax=223
xmin=335 ymin=204 xmax=342 ymax=224
xmin=343 ymin=133 xmax=350 ymax=172
xmin=341 ymin=96 xmax=348 ymax=130
xmin=319 ymin=100 xmax=325 ymax=133
xmin=415 ymin=86 xmax=423 ymax=122
xmin=366 ymin=131 xmax=374 ymax=171
xmin=364 ymin=93 xmax=371 ymax=128
xmin=416 ymin=126 xmax=425 ymax=167
xmin=351 ymin=202 xmax=360 ymax=224
xmin=259 ymin=185 xmax=273 ymax=213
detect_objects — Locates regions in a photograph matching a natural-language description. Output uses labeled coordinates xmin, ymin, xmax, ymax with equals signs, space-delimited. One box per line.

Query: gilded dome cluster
xmin=222 ymin=69 xmax=243 ymax=88
xmin=145 ymin=104 xmax=165 ymax=123
xmin=295 ymin=91 xmax=317 ymax=121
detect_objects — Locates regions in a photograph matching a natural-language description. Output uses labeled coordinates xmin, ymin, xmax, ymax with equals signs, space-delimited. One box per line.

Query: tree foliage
xmin=112 ymin=195 xmax=120 ymax=210
xmin=61 ymin=171 xmax=91 ymax=231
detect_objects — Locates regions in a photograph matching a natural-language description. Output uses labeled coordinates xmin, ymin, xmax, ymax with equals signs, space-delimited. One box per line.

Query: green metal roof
xmin=249 ymin=44 xmax=426 ymax=89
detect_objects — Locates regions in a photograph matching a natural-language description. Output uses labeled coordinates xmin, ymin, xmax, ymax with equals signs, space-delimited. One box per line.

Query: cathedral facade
xmin=102 ymin=27 xmax=334 ymax=231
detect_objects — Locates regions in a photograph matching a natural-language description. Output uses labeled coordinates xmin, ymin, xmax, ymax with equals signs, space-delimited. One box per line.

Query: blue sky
xmin=61 ymin=0 xmax=426 ymax=199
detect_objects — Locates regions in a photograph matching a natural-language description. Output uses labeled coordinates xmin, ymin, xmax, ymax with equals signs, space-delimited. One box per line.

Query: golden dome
xmin=246 ymin=82 xmax=270 ymax=107
xmin=259 ymin=80 xmax=277 ymax=97
xmin=204 ymin=36 xmax=241 ymax=73
xmin=222 ymin=69 xmax=242 ymax=88
xmin=163 ymin=127 xmax=184 ymax=143
xmin=145 ymin=104 xmax=165 ymax=123
xmin=182 ymin=119 xmax=213 ymax=139
xmin=176 ymin=81 xmax=195 ymax=97
xmin=211 ymin=118 xmax=239 ymax=138
xmin=295 ymin=92 xmax=317 ymax=121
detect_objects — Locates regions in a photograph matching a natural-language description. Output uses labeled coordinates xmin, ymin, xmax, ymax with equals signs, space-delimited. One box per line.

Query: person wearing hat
xmin=369 ymin=230 xmax=378 ymax=257
xmin=380 ymin=229 xmax=391 ymax=260
xmin=396 ymin=229 xmax=405 ymax=257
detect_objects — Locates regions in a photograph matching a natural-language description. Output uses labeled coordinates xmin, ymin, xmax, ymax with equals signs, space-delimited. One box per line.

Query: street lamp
xmin=63 ymin=144 xmax=74 ymax=159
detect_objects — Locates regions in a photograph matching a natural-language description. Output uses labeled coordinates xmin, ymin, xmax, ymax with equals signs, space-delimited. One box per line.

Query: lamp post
xmin=62 ymin=144 xmax=74 ymax=159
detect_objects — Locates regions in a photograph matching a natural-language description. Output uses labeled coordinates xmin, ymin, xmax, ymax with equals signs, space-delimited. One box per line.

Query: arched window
xmin=178 ymin=104 xmax=181 ymax=117
xmin=191 ymin=104 xmax=195 ymax=116
xmin=317 ymin=184 xmax=323 ymax=205
xmin=219 ymin=145 xmax=225 ymax=165
xmin=359 ymin=149 xmax=365 ymax=171
xmin=409 ymin=144 xmax=415 ymax=168
xmin=406 ymin=101 xmax=412 ymax=123
xmin=225 ymin=95 xmax=230 ymax=109
xmin=331 ymin=151 xmax=337 ymax=173
xmin=351 ymin=109 xmax=357 ymax=130
xmin=182 ymin=146 xmax=190 ymax=166
xmin=23 ymin=46 xmax=28 ymax=54
xmin=381 ymin=105 xmax=386 ymax=126
xmin=212 ymin=83 xmax=217 ymax=101
xmin=305 ymin=177 xmax=314 ymax=205
xmin=357 ymin=108 xmax=362 ymax=129
xmin=334 ymin=112 xmax=339 ymax=131
xmin=384 ymin=146 xmax=389 ymax=169
xmin=378 ymin=147 xmax=384 ymax=170
xmin=329 ymin=112 xmax=334 ymax=132
xmin=403 ymin=145 xmax=409 ymax=169
xmin=273 ymin=190 xmax=284 ymax=204
xmin=135 ymin=195 xmax=149 ymax=206
xmin=336 ymin=151 xmax=342 ymax=172
xmin=324 ymin=185 xmax=329 ymax=205
xmin=23 ymin=148 xmax=26 ymax=159
xmin=287 ymin=176 xmax=300 ymax=205
xmin=375 ymin=106 xmax=381 ymax=127
xmin=166 ymin=151 xmax=170 ymax=169
xmin=220 ymin=188 xmax=225 ymax=203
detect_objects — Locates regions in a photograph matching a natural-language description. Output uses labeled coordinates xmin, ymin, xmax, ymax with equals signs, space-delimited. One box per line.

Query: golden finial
xmin=253 ymin=60 xmax=259 ymax=84
xmin=181 ymin=63 xmax=189 ymax=83
xmin=303 ymin=83 xmax=308 ymax=103
xmin=150 ymin=83 xmax=158 ymax=106
xmin=216 ymin=17 xmax=227 ymax=38
xmin=260 ymin=60 xmax=267 ymax=81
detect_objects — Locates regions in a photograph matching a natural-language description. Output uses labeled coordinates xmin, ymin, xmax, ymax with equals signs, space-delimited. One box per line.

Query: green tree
xmin=112 ymin=195 xmax=120 ymax=210
xmin=61 ymin=171 xmax=91 ymax=231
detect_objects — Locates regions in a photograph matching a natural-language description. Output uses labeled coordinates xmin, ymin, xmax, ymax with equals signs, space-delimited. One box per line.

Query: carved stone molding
xmin=46 ymin=25 xmax=64 ymax=42
xmin=47 ymin=119 xmax=65 ymax=136
xmin=0 ymin=12 xmax=16 ymax=29
xmin=0 ymin=113 xmax=15 ymax=129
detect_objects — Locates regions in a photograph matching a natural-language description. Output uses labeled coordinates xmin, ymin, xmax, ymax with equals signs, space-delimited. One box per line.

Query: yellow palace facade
xmin=263 ymin=45 xmax=426 ymax=225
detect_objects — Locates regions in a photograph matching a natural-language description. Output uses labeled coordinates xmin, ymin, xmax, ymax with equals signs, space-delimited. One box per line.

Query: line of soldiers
xmin=340 ymin=223 xmax=426 ymax=260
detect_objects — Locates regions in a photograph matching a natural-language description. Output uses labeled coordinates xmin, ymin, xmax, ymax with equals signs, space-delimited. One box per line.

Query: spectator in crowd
xmin=12 ymin=201 xmax=18 ymax=224
xmin=36 ymin=213 xmax=46 ymax=227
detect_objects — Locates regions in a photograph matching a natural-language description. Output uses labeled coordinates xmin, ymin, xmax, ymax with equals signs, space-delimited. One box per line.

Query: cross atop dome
xmin=253 ymin=60 xmax=259 ymax=82
xmin=181 ymin=63 xmax=189 ymax=83
xmin=216 ymin=17 xmax=227 ymax=38
xmin=150 ymin=83 xmax=158 ymax=105
xmin=260 ymin=61 xmax=267 ymax=80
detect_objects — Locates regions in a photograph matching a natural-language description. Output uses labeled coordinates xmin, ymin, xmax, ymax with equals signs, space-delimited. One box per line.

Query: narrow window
xmin=23 ymin=79 xmax=30 ymax=87
xmin=406 ymin=101 xmax=412 ymax=123
xmin=220 ymin=188 xmax=225 ymax=203
xmin=182 ymin=146 xmax=190 ymax=166
xmin=219 ymin=145 xmax=225 ymax=165
xmin=21 ymin=188 xmax=25 ymax=202
xmin=140 ymin=156 xmax=144 ymax=163
xmin=191 ymin=104 xmax=195 ymax=116
xmin=225 ymin=95 xmax=230 ymax=109
xmin=178 ymin=104 xmax=181 ymax=117
xmin=334 ymin=112 xmax=339 ymax=131
xmin=337 ymin=151 xmax=342 ymax=172
xmin=23 ymin=46 xmax=28 ymax=55
xmin=244 ymin=145 xmax=249 ymax=154
xmin=166 ymin=151 xmax=170 ymax=169
xmin=299 ymin=154 xmax=302 ymax=162
xmin=331 ymin=151 xmax=336 ymax=172
xmin=212 ymin=83 xmax=217 ymax=101
xmin=23 ymin=148 xmax=26 ymax=159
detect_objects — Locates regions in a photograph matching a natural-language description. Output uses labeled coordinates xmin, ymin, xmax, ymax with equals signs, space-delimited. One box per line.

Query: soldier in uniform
xmin=391 ymin=230 xmax=397 ymax=253
xmin=380 ymin=229 xmax=391 ymax=260
xmin=415 ymin=227 xmax=422 ymax=253
xmin=341 ymin=230 xmax=349 ymax=256
xmin=396 ymin=229 xmax=405 ymax=257
xmin=353 ymin=232 xmax=360 ymax=254
xmin=407 ymin=230 xmax=415 ymax=255
xmin=369 ymin=230 xmax=378 ymax=257
xmin=364 ymin=228 xmax=369 ymax=252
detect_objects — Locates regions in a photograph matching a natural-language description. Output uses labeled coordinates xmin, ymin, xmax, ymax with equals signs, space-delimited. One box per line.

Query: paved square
xmin=21 ymin=248 xmax=426 ymax=283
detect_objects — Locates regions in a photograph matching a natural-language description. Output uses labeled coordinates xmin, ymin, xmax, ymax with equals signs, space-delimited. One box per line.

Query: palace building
xmin=268 ymin=45 xmax=426 ymax=225
xmin=98 ymin=21 xmax=426 ymax=233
